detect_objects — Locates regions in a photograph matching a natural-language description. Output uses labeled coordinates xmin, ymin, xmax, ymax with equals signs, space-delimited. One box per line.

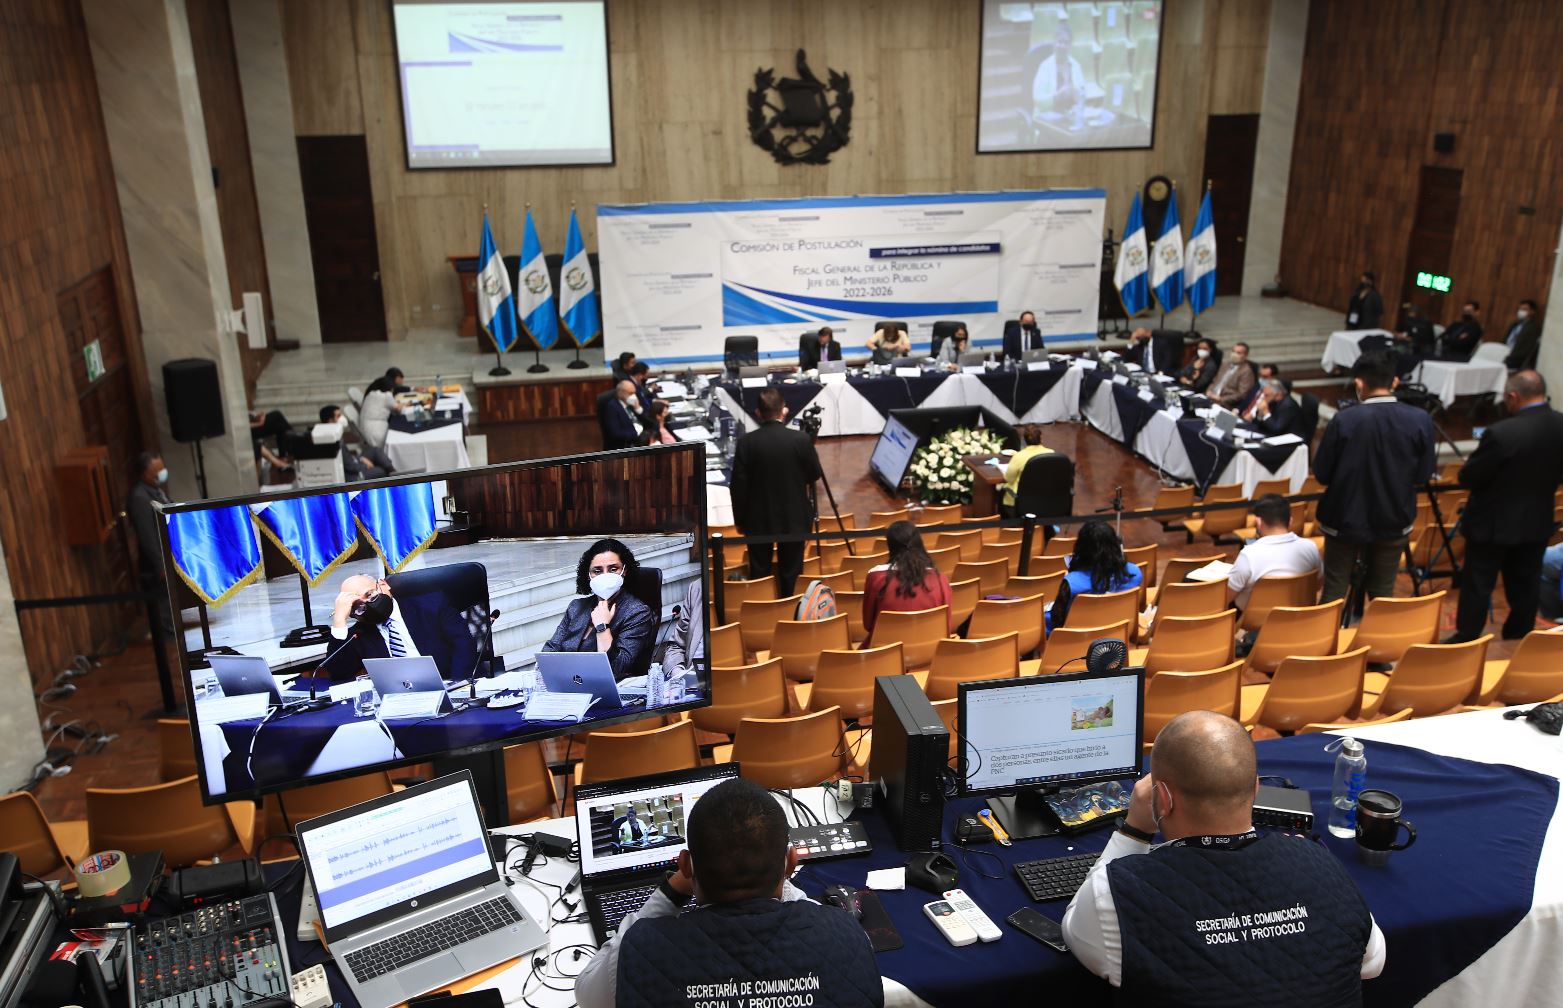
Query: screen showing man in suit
xmin=162 ymin=448 xmax=709 ymax=803
xmin=978 ymin=1 xmax=1164 ymax=154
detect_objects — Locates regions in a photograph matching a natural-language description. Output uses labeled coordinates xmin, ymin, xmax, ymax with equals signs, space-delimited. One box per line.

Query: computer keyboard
xmin=1014 ymin=852 xmax=1100 ymax=902
xmin=343 ymin=897 xmax=521 ymax=981
xmin=598 ymin=884 xmax=655 ymax=935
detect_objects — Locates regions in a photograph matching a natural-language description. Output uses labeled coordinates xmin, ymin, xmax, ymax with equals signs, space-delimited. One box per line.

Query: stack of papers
xmin=1186 ymin=560 xmax=1235 ymax=582
xmin=1260 ymin=433 xmax=1305 ymax=447
xmin=676 ymin=425 xmax=713 ymax=442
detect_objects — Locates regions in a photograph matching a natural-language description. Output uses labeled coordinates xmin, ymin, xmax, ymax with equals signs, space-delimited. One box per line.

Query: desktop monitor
xmin=958 ymin=665 xmax=1144 ymax=839
xmin=868 ymin=414 xmax=921 ymax=490
xmin=158 ymin=443 xmax=710 ymax=807
xmin=869 ymin=405 xmax=1021 ymax=492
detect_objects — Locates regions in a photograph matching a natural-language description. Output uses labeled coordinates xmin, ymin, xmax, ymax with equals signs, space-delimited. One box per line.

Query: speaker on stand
xmin=163 ymin=358 xmax=226 ymax=499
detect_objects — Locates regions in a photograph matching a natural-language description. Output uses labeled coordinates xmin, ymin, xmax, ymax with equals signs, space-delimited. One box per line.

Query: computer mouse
xmin=822 ymin=885 xmax=862 ymax=919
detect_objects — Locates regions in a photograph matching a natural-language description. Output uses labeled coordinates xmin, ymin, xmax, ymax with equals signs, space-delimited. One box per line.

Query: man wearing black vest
xmin=1063 ymin=711 xmax=1385 ymax=1004
xmin=576 ymin=778 xmax=882 ymax=1008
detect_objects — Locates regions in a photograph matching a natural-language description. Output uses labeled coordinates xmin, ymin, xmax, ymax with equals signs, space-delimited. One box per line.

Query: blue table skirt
xmin=799 ymin=735 xmax=1553 ymax=1007
xmin=218 ymin=695 xmax=655 ymax=792
xmin=720 ymin=367 xmax=1067 ymax=424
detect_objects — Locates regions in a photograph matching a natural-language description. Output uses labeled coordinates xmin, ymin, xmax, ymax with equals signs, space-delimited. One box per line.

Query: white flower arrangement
xmin=907 ymin=426 xmax=1008 ymax=504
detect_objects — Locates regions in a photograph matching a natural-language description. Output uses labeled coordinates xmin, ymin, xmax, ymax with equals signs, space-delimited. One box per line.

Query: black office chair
xmin=1011 ymin=454 xmax=1075 ymax=525
xmin=724 ymin=336 xmax=759 ymax=377
xmin=385 ymin=561 xmax=493 ymax=678
xmin=930 ymin=320 xmax=966 ymax=360
xmin=624 ymin=565 xmax=663 ymax=616
xmin=1001 ymin=319 xmax=1024 ymax=359
xmin=1294 ymin=392 xmax=1321 ymax=445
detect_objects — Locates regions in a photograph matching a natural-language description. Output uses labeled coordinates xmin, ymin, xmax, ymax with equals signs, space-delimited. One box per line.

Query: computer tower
xmin=869 ymin=675 xmax=949 ymax=852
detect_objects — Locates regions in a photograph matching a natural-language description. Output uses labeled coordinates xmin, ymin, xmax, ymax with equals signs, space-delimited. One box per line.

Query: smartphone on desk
xmin=1007 ymin=907 xmax=1068 ymax=952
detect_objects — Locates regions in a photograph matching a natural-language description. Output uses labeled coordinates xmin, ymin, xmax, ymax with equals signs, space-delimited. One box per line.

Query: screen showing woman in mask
xmin=538 ymin=538 xmax=655 ymax=681
xmin=158 ymin=444 xmax=709 ymax=803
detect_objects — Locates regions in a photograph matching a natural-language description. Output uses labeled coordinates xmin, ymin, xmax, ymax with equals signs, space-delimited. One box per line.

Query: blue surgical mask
xmin=156 ymin=468 xmax=169 ymax=485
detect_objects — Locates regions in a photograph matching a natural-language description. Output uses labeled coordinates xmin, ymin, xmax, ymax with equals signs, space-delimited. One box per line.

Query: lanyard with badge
xmin=1164 ymin=830 xmax=1262 ymax=851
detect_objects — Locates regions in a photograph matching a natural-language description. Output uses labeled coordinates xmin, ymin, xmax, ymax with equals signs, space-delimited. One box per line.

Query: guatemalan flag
xmin=559 ymin=208 xmax=601 ymax=348
xmin=166 ymin=506 xmax=262 ymax=607
xmin=477 ymin=211 xmax=518 ymax=352
xmin=517 ymin=208 xmax=559 ymax=349
xmin=350 ymin=484 xmax=438 ymax=573
xmin=1184 ymin=188 xmax=1217 ymax=317
xmin=1114 ymin=190 xmax=1151 ymax=317
xmin=251 ymin=494 xmax=357 ymax=587
xmin=1150 ymin=185 xmax=1184 ymax=313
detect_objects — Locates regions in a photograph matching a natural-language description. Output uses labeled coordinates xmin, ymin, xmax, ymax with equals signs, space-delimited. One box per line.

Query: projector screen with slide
xmin=978 ymin=1 xmax=1163 ymax=154
xmin=392 ymin=0 xmax=613 ymax=168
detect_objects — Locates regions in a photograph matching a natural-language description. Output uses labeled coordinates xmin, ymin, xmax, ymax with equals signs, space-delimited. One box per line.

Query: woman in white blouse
xmin=356 ymin=376 xmax=403 ymax=449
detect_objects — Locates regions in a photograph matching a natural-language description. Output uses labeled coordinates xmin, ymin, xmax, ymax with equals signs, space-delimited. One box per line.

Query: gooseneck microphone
xmin=294 ymin=625 xmax=363 ymax=712
xmin=464 ymin=609 xmax=502 ymax=706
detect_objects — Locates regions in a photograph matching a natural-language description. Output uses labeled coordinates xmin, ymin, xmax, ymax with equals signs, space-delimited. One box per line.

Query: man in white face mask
xmin=540 ymin=538 xmax=655 ymax=682
xmin=127 ymin=450 xmax=176 ymax=636
xmin=1502 ymin=299 xmax=1542 ymax=371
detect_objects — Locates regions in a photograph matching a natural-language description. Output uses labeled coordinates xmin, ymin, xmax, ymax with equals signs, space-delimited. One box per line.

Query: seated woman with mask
xmin=541 ymin=538 xmax=656 ymax=681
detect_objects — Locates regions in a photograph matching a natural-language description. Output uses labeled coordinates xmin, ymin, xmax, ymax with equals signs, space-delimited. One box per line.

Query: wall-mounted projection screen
xmin=978 ymin=1 xmax=1164 ymax=154
xmin=392 ymin=0 xmax=614 ymax=168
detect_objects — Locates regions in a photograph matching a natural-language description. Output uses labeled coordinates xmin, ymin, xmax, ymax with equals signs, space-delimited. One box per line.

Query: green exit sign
xmin=1415 ymin=271 xmax=1453 ymax=293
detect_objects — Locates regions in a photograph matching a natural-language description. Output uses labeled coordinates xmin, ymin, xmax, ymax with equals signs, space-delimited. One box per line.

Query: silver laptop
xmin=738 ymin=365 xmax=770 ymax=380
xmin=206 ymin=654 xmax=281 ymax=704
xmin=958 ymin=350 xmax=989 ymax=367
xmin=1213 ymin=410 xmax=1238 ymax=437
xmin=535 ymin=651 xmax=623 ymax=708
xmin=296 ymin=772 xmax=547 ymax=1008
xmin=817 ymin=359 xmax=847 ymax=375
xmin=1021 ymin=348 xmax=1049 ymax=365
xmin=363 ymin=656 xmax=447 ymax=696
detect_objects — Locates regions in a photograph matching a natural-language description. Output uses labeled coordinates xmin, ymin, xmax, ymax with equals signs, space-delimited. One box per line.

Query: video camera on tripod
xmin=798 ymin=403 xmax=824 ymax=440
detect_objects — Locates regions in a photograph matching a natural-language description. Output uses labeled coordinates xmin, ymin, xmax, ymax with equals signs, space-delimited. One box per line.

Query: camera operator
xmin=730 ymin=388 xmax=822 ymax=596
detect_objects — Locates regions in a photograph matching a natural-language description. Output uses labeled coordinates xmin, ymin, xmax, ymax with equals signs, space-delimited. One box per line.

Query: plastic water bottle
xmin=647 ymin=662 xmax=665 ymax=708
xmin=1327 ymin=737 xmax=1367 ymax=838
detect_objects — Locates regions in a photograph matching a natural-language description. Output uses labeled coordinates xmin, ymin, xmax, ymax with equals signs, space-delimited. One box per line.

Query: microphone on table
xmin=462 ymin=609 xmax=502 ymax=708
xmin=292 ymin=625 xmax=364 ymax=713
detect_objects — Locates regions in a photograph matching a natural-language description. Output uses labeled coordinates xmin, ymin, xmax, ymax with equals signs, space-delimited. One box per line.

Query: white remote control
xmin=943 ymin=888 xmax=1002 ymax=942
xmin=922 ymin=899 xmax=978 ymax=947
xmin=290 ymin=963 xmax=332 ymax=1008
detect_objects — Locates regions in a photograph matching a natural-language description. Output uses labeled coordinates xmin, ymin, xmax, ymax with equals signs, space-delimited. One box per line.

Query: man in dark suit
xmin=127 ymin=450 xmax=175 ymax=635
xmin=628 ymin=362 xmax=654 ymax=412
xmin=1248 ymin=379 xmax=1300 ymax=437
xmin=324 ymin=573 xmax=479 ymax=683
xmin=730 ymin=388 xmax=823 ymax=596
xmin=1502 ymin=300 xmax=1542 ymax=370
xmin=1449 ymin=371 xmax=1563 ymax=642
xmin=597 ymin=381 xmax=642 ymax=450
xmin=1001 ymin=311 xmax=1044 ymax=358
xmin=1313 ymin=351 xmax=1437 ymax=603
xmin=1436 ymin=300 xmax=1483 ymax=361
xmin=1345 ymin=271 xmax=1383 ymax=330
xmin=1125 ymin=327 xmax=1185 ymax=376
xmin=798 ymin=326 xmax=842 ymax=371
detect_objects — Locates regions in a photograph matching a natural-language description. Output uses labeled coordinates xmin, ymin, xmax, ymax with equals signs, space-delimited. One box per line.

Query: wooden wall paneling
xmin=452 ymin=450 xmax=701 ymax=537
xmin=187 ymin=0 xmax=274 ymax=401
xmin=0 ymin=0 xmax=157 ymax=679
xmin=1281 ymin=0 xmax=1562 ymax=327
xmin=476 ymin=378 xmax=605 ymax=425
xmin=280 ymin=0 xmax=1272 ymax=341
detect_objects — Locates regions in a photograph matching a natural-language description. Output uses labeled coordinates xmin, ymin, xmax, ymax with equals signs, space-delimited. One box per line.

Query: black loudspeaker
xmin=1433 ymin=132 xmax=1455 ymax=153
xmin=163 ymin=358 xmax=225 ymax=443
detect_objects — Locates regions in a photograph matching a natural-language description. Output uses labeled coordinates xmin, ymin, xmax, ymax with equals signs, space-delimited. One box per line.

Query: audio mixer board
xmin=129 ymin=893 xmax=293 ymax=1008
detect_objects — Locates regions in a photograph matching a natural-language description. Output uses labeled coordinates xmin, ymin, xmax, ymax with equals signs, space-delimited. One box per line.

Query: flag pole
xmin=565 ymin=201 xmax=590 ymax=369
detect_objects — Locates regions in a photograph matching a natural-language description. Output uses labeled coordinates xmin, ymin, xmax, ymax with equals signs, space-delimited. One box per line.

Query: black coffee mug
xmin=1355 ymin=788 xmax=1416 ymax=865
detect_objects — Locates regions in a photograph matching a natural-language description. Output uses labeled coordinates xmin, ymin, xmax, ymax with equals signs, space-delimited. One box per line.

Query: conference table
xmin=1078 ymin=376 xmax=1309 ymax=494
xmin=1411 ymin=358 xmax=1507 ymax=408
xmin=1322 ymin=328 xmax=1396 ymax=371
xmin=714 ymin=363 xmax=1085 ymax=437
xmin=384 ymin=396 xmax=471 ymax=471
xmin=267 ymin=706 xmax=1561 ymax=1007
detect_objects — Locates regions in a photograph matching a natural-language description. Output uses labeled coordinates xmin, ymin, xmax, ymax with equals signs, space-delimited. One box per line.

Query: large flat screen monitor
xmin=870 ymin=405 xmax=1021 ymax=492
xmin=159 ymin=444 xmax=707 ymax=803
xmin=868 ymin=415 xmax=921 ymax=490
xmin=978 ymin=1 xmax=1164 ymax=154
xmin=958 ymin=665 xmax=1144 ymax=838
xmin=392 ymin=0 xmax=614 ymax=168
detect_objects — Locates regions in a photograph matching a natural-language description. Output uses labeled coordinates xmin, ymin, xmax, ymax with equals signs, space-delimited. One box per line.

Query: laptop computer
xmin=574 ymin=763 xmax=741 ymax=943
xmin=206 ymin=654 xmax=281 ymax=704
xmin=817 ymin=359 xmax=846 ymax=375
xmin=296 ymin=771 xmax=547 ymax=1008
xmin=535 ymin=651 xmax=624 ymax=709
xmin=1020 ymin=348 xmax=1049 ymax=365
xmin=363 ymin=656 xmax=451 ymax=718
xmin=958 ymin=350 xmax=989 ymax=367
xmin=1213 ymin=410 xmax=1238 ymax=438
xmin=738 ymin=365 xmax=771 ymax=380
